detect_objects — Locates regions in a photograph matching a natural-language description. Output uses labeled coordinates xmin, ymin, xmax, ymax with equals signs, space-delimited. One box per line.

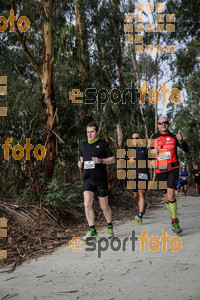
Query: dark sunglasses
xmin=132 ymin=137 xmax=140 ymax=140
xmin=158 ymin=121 xmax=169 ymax=125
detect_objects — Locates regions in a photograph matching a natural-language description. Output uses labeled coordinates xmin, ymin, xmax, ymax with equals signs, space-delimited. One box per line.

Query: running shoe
xmin=172 ymin=221 xmax=182 ymax=234
xmin=143 ymin=201 xmax=149 ymax=215
xmin=135 ymin=215 xmax=142 ymax=224
xmin=107 ymin=225 xmax=114 ymax=239
xmin=83 ymin=228 xmax=98 ymax=241
xmin=196 ymin=193 xmax=199 ymax=196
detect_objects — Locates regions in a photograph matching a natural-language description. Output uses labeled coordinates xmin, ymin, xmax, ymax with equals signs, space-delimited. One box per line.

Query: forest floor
xmin=0 ymin=187 xmax=200 ymax=299
xmin=0 ymin=185 xmax=197 ymax=272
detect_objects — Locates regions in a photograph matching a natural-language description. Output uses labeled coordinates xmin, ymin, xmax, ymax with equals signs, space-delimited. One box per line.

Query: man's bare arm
xmin=92 ymin=156 xmax=115 ymax=164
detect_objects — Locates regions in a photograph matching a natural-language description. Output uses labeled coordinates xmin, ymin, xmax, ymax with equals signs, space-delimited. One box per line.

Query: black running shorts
xmin=156 ymin=168 xmax=179 ymax=189
xmin=83 ymin=178 xmax=108 ymax=197
xmin=180 ymin=181 xmax=187 ymax=187
xmin=195 ymin=178 xmax=200 ymax=185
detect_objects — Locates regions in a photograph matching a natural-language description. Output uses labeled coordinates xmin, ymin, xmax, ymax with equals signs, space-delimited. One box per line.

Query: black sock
xmin=107 ymin=222 xmax=112 ymax=227
xmin=138 ymin=212 xmax=143 ymax=218
xmin=89 ymin=225 xmax=96 ymax=231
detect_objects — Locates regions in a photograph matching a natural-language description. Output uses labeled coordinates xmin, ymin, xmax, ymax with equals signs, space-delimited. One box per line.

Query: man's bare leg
xmin=195 ymin=183 xmax=200 ymax=195
xmin=99 ymin=196 xmax=113 ymax=238
xmin=99 ymin=196 xmax=112 ymax=223
xmin=134 ymin=190 xmax=146 ymax=223
xmin=84 ymin=191 xmax=95 ymax=226
xmin=138 ymin=190 xmax=146 ymax=213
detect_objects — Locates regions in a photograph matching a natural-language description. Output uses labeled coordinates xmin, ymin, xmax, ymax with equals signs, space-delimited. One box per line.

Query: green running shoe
xmin=135 ymin=215 xmax=142 ymax=224
xmin=107 ymin=225 xmax=114 ymax=239
xmin=83 ymin=228 xmax=98 ymax=241
xmin=172 ymin=221 xmax=182 ymax=234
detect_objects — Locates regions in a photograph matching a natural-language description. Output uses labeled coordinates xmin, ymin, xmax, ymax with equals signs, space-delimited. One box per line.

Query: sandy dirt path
xmin=1 ymin=195 xmax=200 ymax=300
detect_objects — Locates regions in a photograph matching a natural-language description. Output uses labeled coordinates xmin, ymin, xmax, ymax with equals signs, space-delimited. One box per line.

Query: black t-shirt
xmin=192 ymin=169 xmax=200 ymax=181
xmin=126 ymin=146 xmax=148 ymax=176
xmin=81 ymin=139 xmax=113 ymax=180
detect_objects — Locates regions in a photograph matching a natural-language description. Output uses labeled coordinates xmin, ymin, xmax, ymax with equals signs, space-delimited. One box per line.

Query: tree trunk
xmin=41 ymin=0 xmax=56 ymax=180
xmin=74 ymin=0 xmax=90 ymax=87
xmin=12 ymin=0 xmax=56 ymax=191
xmin=113 ymin=0 xmax=124 ymax=88
xmin=155 ymin=34 xmax=160 ymax=133
xmin=116 ymin=122 xmax=123 ymax=149
xmin=130 ymin=45 xmax=148 ymax=139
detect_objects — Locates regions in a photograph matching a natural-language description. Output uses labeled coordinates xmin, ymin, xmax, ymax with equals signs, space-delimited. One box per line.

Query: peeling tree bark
xmin=74 ymin=0 xmax=90 ymax=87
xmin=41 ymin=0 xmax=56 ymax=181
xmin=13 ymin=0 xmax=56 ymax=191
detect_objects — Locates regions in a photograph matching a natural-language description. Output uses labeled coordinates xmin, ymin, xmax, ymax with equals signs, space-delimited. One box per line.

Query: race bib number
xmin=195 ymin=173 xmax=199 ymax=176
xmin=182 ymin=176 xmax=187 ymax=181
xmin=84 ymin=161 xmax=95 ymax=169
xmin=158 ymin=151 xmax=171 ymax=161
xmin=138 ymin=173 xmax=148 ymax=180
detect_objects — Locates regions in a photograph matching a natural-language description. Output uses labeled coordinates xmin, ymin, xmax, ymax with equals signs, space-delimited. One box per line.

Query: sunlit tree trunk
xmin=74 ymin=0 xmax=90 ymax=87
xmin=13 ymin=0 xmax=56 ymax=191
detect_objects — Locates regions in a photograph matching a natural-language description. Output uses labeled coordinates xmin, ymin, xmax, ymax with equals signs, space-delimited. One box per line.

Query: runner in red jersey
xmin=150 ymin=116 xmax=189 ymax=234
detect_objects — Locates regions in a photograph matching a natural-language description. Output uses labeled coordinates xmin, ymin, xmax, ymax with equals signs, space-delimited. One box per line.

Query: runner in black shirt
xmin=78 ymin=122 xmax=115 ymax=241
xmin=192 ymin=165 xmax=200 ymax=196
xmin=127 ymin=133 xmax=149 ymax=223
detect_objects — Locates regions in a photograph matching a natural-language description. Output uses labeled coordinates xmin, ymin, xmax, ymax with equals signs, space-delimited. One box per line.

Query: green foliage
xmin=0 ymin=0 xmax=199 ymax=201
xmin=41 ymin=178 xmax=83 ymax=209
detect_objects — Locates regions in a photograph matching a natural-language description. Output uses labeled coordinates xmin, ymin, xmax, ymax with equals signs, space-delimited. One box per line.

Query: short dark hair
xmin=87 ymin=122 xmax=99 ymax=132
xmin=132 ymin=132 xmax=141 ymax=138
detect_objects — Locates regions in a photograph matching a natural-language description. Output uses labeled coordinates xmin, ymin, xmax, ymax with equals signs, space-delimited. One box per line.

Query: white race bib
xmin=138 ymin=173 xmax=148 ymax=180
xmin=84 ymin=161 xmax=95 ymax=169
xmin=182 ymin=176 xmax=187 ymax=181
xmin=195 ymin=173 xmax=199 ymax=176
xmin=158 ymin=151 xmax=171 ymax=161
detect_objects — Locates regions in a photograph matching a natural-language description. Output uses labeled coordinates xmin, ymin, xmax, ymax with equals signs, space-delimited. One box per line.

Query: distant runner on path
xmin=180 ymin=166 xmax=189 ymax=196
xmin=192 ymin=165 xmax=200 ymax=196
xmin=127 ymin=132 xmax=149 ymax=224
